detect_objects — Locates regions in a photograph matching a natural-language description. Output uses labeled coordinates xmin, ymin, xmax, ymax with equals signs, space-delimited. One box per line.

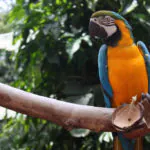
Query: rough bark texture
xmin=0 ymin=82 xmax=149 ymax=138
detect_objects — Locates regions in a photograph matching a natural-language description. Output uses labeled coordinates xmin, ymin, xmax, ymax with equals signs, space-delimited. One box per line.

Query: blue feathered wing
xmin=137 ymin=41 xmax=150 ymax=92
xmin=98 ymin=44 xmax=113 ymax=108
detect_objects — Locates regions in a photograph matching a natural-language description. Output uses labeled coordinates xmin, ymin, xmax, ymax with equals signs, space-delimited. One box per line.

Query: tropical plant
xmin=0 ymin=0 xmax=150 ymax=149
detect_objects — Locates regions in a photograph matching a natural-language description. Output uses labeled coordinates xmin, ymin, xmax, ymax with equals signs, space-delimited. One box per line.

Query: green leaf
xmin=121 ymin=0 xmax=138 ymax=15
xmin=66 ymin=35 xmax=92 ymax=59
xmin=65 ymin=93 xmax=94 ymax=105
xmin=70 ymin=129 xmax=90 ymax=138
xmin=99 ymin=132 xmax=113 ymax=143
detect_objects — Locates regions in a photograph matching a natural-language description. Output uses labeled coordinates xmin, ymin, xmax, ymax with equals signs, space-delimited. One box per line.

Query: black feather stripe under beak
xmin=89 ymin=19 xmax=107 ymax=39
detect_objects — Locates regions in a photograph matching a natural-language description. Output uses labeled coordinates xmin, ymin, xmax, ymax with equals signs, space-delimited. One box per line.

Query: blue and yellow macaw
xmin=89 ymin=10 xmax=150 ymax=150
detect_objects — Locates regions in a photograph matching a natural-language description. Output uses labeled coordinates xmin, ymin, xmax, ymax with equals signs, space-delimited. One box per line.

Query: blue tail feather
xmin=118 ymin=133 xmax=135 ymax=150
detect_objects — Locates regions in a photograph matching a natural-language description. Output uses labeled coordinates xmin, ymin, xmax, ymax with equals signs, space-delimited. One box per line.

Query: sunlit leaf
xmin=70 ymin=129 xmax=90 ymax=138
xmin=99 ymin=132 xmax=113 ymax=143
xmin=66 ymin=35 xmax=92 ymax=59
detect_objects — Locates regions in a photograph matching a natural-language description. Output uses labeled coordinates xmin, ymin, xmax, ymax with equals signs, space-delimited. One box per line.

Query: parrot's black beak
xmin=89 ymin=18 xmax=107 ymax=39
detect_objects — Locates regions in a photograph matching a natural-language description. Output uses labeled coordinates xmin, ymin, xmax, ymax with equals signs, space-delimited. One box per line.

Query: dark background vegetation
xmin=0 ymin=0 xmax=150 ymax=149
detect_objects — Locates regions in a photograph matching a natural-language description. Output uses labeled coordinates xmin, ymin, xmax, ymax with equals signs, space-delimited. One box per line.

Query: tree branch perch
xmin=0 ymin=82 xmax=149 ymax=138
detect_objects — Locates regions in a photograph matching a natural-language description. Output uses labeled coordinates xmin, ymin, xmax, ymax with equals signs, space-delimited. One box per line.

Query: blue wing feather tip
xmin=118 ymin=133 xmax=135 ymax=150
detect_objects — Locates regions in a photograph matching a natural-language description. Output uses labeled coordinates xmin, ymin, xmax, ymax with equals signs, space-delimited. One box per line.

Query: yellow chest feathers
xmin=107 ymin=44 xmax=148 ymax=107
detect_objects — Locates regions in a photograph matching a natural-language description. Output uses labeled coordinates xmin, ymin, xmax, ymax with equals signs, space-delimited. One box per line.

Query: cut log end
xmin=112 ymin=104 xmax=144 ymax=132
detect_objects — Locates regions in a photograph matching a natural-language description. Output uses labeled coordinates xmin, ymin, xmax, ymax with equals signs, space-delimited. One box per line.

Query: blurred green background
xmin=0 ymin=0 xmax=150 ymax=149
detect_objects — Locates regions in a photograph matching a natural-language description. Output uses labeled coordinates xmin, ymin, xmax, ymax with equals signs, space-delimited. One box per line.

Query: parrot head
xmin=89 ymin=10 xmax=133 ymax=46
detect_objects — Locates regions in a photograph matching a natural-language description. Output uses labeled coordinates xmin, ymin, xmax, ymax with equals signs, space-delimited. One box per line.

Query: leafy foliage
xmin=0 ymin=13 xmax=12 ymax=33
xmin=0 ymin=0 xmax=150 ymax=149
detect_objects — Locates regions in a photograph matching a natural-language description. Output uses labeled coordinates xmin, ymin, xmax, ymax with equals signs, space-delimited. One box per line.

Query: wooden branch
xmin=0 ymin=82 xmax=149 ymax=138
xmin=0 ymin=83 xmax=114 ymax=132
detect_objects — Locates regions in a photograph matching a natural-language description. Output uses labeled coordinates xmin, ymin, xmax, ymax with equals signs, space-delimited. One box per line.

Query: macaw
xmin=89 ymin=10 xmax=150 ymax=150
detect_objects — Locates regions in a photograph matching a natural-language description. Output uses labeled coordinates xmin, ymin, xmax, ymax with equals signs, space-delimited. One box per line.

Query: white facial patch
xmin=99 ymin=24 xmax=117 ymax=38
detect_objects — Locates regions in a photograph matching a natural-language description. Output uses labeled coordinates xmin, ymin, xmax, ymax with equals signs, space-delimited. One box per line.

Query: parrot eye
xmin=101 ymin=16 xmax=115 ymax=26
xmin=104 ymin=16 xmax=111 ymax=22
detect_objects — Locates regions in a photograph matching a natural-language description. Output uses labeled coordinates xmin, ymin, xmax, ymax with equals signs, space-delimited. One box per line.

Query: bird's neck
xmin=106 ymin=20 xmax=134 ymax=47
xmin=116 ymin=20 xmax=134 ymax=47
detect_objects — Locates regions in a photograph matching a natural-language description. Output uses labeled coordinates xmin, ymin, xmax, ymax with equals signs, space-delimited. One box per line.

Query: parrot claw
xmin=141 ymin=93 xmax=150 ymax=103
xmin=141 ymin=93 xmax=146 ymax=100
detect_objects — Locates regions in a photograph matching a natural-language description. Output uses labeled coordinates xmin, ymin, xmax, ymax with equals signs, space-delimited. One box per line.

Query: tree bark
xmin=0 ymin=82 xmax=149 ymax=138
